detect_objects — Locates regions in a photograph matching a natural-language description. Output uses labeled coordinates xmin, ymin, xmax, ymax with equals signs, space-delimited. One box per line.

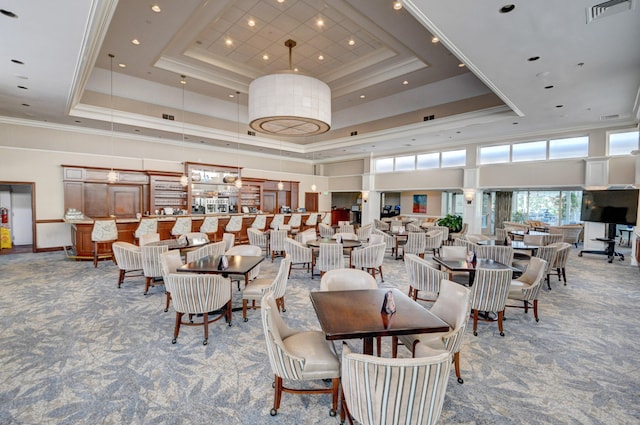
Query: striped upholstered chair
xmin=251 ymin=214 xmax=267 ymax=231
xmin=270 ymin=230 xmax=288 ymax=262
xmin=315 ymin=243 xmax=345 ymax=277
xmin=247 ymin=228 xmax=269 ymax=256
xmin=404 ymin=254 xmax=448 ymax=302
xmin=133 ymin=218 xmax=158 ymax=243
xmin=401 ymin=232 xmax=426 ymax=258
xmin=112 ymin=241 xmax=142 ymax=288
xmin=350 ymin=242 xmax=386 ymax=282
xmin=393 ymin=278 xmax=472 ymax=384
xmin=199 ymin=216 xmax=219 ymax=241
xmin=284 ymin=238 xmax=314 ymax=278
xmin=242 ymin=256 xmax=291 ymax=321
xmin=506 ymin=256 xmax=547 ymax=322
xmin=185 ymin=241 xmax=226 ymax=263
xmin=470 ymin=268 xmax=513 ymax=336
xmin=159 ymin=250 xmax=184 ymax=312
xmin=90 ymin=219 xmax=118 ymax=267
xmin=170 ymin=217 xmax=192 ymax=237
xmin=141 ymin=244 xmax=168 ymax=295
xmin=164 ymin=273 xmax=232 ymax=345
xmin=261 ymin=292 xmax=340 ymax=417
xmin=340 ymin=343 xmax=451 ymax=425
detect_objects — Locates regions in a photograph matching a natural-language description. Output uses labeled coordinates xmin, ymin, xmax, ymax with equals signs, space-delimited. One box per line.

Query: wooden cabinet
xmin=186 ymin=162 xmax=240 ymax=214
xmin=239 ymin=181 xmax=262 ymax=212
xmin=148 ymin=173 xmax=188 ymax=214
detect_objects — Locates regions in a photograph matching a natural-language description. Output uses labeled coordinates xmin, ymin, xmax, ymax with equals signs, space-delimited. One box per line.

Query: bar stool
xmin=91 ymin=219 xmax=118 ymax=267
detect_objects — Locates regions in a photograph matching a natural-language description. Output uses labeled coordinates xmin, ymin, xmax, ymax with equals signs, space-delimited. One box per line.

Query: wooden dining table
xmin=432 ymin=256 xmax=517 ymax=285
xmin=177 ymin=254 xmax=264 ymax=288
xmin=310 ymin=288 xmax=449 ymax=356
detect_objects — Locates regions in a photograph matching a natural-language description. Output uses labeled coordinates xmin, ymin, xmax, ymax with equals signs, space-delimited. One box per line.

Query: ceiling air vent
xmin=600 ymin=114 xmax=620 ymax=120
xmin=587 ymin=0 xmax=634 ymax=23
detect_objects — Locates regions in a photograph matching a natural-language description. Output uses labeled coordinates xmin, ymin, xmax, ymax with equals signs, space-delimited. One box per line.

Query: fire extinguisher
xmin=0 ymin=207 xmax=7 ymax=224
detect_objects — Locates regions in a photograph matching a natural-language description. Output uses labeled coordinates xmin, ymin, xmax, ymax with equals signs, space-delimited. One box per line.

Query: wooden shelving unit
xmin=149 ymin=173 xmax=188 ymax=214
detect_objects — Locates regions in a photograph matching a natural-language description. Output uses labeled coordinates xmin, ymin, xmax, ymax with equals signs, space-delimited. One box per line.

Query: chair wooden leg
xmin=453 ymin=351 xmax=464 ymax=384
xmin=562 ymin=267 xmax=567 ymax=284
xmin=391 ymin=336 xmax=398 ymax=358
xmin=93 ymin=242 xmax=99 ymax=268
xmin=202 ymin=312 xmax=209 ymax=345
xmin=523 ymin=300 xmax=529 ymax=313
xmin=172 ymin=312 xmax=183 ymax=344
xmin=376 ymin=336 xmax=382 ymax=357
xmin=117 ymin=269 xmax=125 ymax=288
xmin=533 ymin=299 xmax=539 ymax=322
xmin=378 ymin=266 xmax=384 ymax=282
xmin=272 ymin=376 xmax=283 ymax=416
xmin=473 ymin=310 xmax=479 ymax=336
xmin=498 ymin=310 xmax=505 ymax=336
xmin=144 ymin=277 xmax=152 ymax=295
xmin=242 ymin=300 xmax=248 ymax=322
xmin=164 ymin=291 xmax=171 ymax=312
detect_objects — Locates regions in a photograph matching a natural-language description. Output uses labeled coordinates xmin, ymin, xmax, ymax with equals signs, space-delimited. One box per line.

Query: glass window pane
xmin=375 ymin=158 xmax=394 ymax=173
xmin=417 ymin=153 xmax=439 ymax=169
xmin=479 ymin=145 xmax=510 ymax=164
xmin=549 ymin=136 xmax=588 ymax=159
xmin=527 ymin=191 xmax=560 ymax=226
xmin=441 ymin=149 xmax=466 ymax=167
xmin=395 ymin=155 xmax=415 ymax=171
xmin=559 ymin=191 xmax=583 ymax=225
xmin=512 ymin=140 xmax=547 ymax=162
xmin=609 ymin=131 xmax=639 ymax=155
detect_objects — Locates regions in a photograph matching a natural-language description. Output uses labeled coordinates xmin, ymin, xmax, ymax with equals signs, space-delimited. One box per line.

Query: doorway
xmin=0 ymin=182 xmax=36 ymax=254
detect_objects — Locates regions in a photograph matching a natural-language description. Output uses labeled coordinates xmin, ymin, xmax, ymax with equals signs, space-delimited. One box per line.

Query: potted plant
xmin=436 ymin=214 xmax=463 ymax=233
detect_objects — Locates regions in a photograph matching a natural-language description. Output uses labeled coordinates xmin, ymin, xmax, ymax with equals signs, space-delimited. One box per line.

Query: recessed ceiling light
xmin=316 ymin=18 xmax=324 ymax=27
xmin=348 ymin=39 xmax=355 ymax=46
xmin=229 ymin=94 xmax=235 ymax=98
xmin=263 ymin=54 xmax=269 ymax=60
xmin=318 ymin=55 xmax=324 ymax=60
xmin=393 ymin=2 xmax=402 ymax=11
xmin=500 ymin=4 xmax=515 ymax=13
xmin=118 ymin=63 xmax=126 ymax=68
xmin=402 ymin=80 xmax=408 ymax=85
xmin=293 ymin=67 xmax=299 ymax=72
xmin=131 ymin=38 xmax=140 ymax=45
xmin=360 ymin=95 xmax=366 ymax=99
xmin=277 ymin=0 xmax=285 ymax=3
xmin=225 ymin=38 xmax=233 ymax=46
xmin=11 ymin=59 xmax=24 ymax=65
xmin=431 ymin=36 xmax=439 ymax=43
xmin=528 ymin=56 xmax=540 ymax=61
xmin=151 ymin=4 xmax=161 ymax=13
xmin=458 ymin=63 xmax=466 ymax=68
xmin=248 ymin=19 xmax=255 ymax=27
xmin=0 ymin=9 xmax=18 ymax=18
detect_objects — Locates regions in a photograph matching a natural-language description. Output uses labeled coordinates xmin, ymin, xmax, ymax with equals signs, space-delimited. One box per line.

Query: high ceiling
xmin=1 ymin=0 xmax=639 ymax=162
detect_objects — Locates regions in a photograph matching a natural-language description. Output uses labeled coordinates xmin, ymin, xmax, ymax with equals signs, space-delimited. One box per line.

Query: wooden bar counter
xmin=65 ymin=213 xmax=321 ymax=259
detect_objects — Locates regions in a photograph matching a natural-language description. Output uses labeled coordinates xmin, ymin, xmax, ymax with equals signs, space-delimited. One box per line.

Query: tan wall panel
xmin=374 ymin=168 xmax=463 ymax=190
xmin=608 ymin=156 xmax=636 ymax=185
xmin=329 ymin=175 xmax=362 ymax=191
xmin=479 ymin=160 xmax=584 ymax=188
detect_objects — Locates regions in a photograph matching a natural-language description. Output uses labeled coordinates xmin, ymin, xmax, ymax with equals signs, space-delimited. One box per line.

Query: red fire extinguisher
xmin=1 ymin=207 xmax=8 ymax=224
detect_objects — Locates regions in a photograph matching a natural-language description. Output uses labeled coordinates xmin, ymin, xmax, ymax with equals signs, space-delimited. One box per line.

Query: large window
xmin=394 ymin=155 xmax=415 ymax=171
xmin=512 ymin=140 xmax=546 ymax=162
xmin=375 ymin=157 xmax=394 ymax=173
xmin=416 ymin=153 xmax=439 ymax=169
xmin=441 ymin=149 xmax=466 ymax=167
xmin=479 ymin=144 xmax=510 ymax=164
xmin=549 ymin=136 xmax=588 ymax=159
xmin=511 ymin=190 xmax=583 ymax=225
xmin=609 ymin=130 xmax=639 ymax=156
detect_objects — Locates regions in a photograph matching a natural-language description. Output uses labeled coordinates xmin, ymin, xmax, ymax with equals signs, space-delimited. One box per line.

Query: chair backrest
xmin=333 ymin=232 xmax=358 ymax=241
xmin=475 ymin=245 xmax=514 ymax=266
xmin=544 ymin=233 xmax=563 ymax=245
xmin=404 ymin=254 xmax=449 ymax=297
xmin=368 ymin=233 xmax=384 ymax=245
xmin=374 ymin=219 xmax=390 ymax=231
xmin=296 ymin=228 xmax=317 ymax=244
xmin=160 ymin=250 xmax=184 ymax=279
xmin=341 ymin=344 xmax=451 ymax=425
xmin=466 ymin=234 xmax=490 ymax=244
xmin=270 ymin=214 xmax=285 ymax=230
xmin=288 ymin=214 xmax=302 ymax=228
xmin=513 ymin=257 xmax=547 ymax=301
xmin=165 ymin=273 xmax=231 ymax=314
xmin=338 ymin=220 xmax=350 ymax=226
xmin=321 ymin=212 xmax=332 ymax=224
xmin=184 ymin=232 xmax=209 ymax=244
xmin=373 ymin=229 xmax=395 ymax=251
xmin=225 ymin=215 xmax=243 ymax=232
xmin=404 ymin=232 xmax=426 ymax=256
xmin=471 ymin=268 xmax=513 ymax=312
xmin=495 ymin=228 xmax=509 ymax=241
xmin=112 ymin=241 xmax=142 ymax=270
xmin=534 ymin=245 xmax=558 ymax=274
xmin=406 ymin=222 xmax=423 ymax=233
xmin=222 ymin=233 xmax=235 ymax=251
xmin=318 ymin=223 xmax=335 ymax=238
xmin=320 ymin=268 xmax=377 ymax=291
xmin=138 ymin=232 xmax=160 ymax=246
xmin=261 ymin=292 xmax=305 ymax=380
xmin=548 ymin=242 xmax=571 ymax=268
xmin=339 ymin=224 xmax=355 ymax=234
xmin=141 ymin=244 xmax=169 ymax=278
xmin=199 ymin=216 xmax=219 ymax=233
xmin=440 ymin=245 xmax=468 ymax=258
xmin=284 ymin=238 xmax=312 ymax=263
xmin=91 ymin=219 xmax=118 ymax=242
xmin=429 ymin=279 xmax=472 ymax=354
xmin=171 ymin=217 xmax=192 ymax=236
xmin=271 ymin=257 xmax=292 ymax=299
xmin=351 ymin=243 xmax=385 ymax=269
xmin=247 ymin=228 xmax=268 ymax=248
xmin=356 ymin=224 xmax=373 ymax=242
xmin=251 ymin=214 xmax=267 ymax=230
xmin=134 ymin=218 xmax=158 ymax=238
xmin=305 ymin=213 xmax=318 ymax=226
xmin=424 ymin=231 xmax=443 ymax=251
xmin=270 ymin=230 xmax=288 ymax=252
xmin=186 ymin=241 xmax=226 ymax=263
xmin=523 ymin=234 xmax=546 ymax=246
xmin=316 ymin=243 xmax=345 ymax=273
xmin=430 ymin=226 xmax=449 ymax=241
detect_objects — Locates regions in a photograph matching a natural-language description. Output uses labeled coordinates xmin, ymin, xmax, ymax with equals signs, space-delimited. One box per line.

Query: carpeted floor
xmin=1 ymin=243 xmax=639 ymax=424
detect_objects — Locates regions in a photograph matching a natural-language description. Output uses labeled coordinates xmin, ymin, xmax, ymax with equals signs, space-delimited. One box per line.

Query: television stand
xmin=579 ymin=238 xmax=624 ymax=263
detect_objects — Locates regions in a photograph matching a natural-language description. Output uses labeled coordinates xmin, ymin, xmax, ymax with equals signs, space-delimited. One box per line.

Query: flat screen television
xmin=580 ymin=189 xmax=639 ymax=225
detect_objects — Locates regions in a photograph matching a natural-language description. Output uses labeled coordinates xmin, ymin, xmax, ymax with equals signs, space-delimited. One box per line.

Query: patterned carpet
xmin=1 ymin=243 xmax=639 ymax=425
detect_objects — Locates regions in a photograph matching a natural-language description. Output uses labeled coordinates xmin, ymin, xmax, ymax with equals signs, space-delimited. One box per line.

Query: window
xmin=609 ymin=130 xmax=639 ymax=156
xmin=479 ymin=144 xmax=510 ymax=164
xmin=375 ymin=157 xmax=394 ymax=173
xmin=395 ymin=155 xmax=415 ymax=171
xmin=416 ymin=153 xmax=439 ymax=169
xmin=510 ymin=190 xmax=583 ymax=226
xmin=441 ymin=149 xmax=466 ymax=167
xmin=512 ymin=140 xmax=546 ymax=162
xmin=549 ymin=136 xmax=588 ymax=159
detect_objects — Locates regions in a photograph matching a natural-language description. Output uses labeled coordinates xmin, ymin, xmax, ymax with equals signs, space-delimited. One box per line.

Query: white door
xmin=11 ymin=187 xmax=33 ymax=246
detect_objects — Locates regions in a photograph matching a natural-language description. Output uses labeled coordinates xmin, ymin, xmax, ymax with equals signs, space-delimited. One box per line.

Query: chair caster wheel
xmin=473 ymin=331 xmax=478 ymax=336
xmin=535 ymin=318 xmax=540 ymax=322
xmin=228 ymin=322 xmax=232 ymax=327
xmin=203 ymin=339 xmax=208 ymax=345
xmin=270 ymin=409 xmax=277 ymax=416
xmin=243 ymin=318 xmax=248 ymax=322
xmin=272 ymin=382 xmax=275 ymax=388
xmin=457 ymin=377 xmax=464 ymax=384
xmin=171 ymin=338 xmax=177 ymax=344
xmin=330 ymin=409 xmax=337 ymax=417
xmin=500 ymin=332 xmax=505 ymax=337
xmin=164 ymin=309 xmax=168 ymax=312
xmin=282 ymin=308 xmax=286 ymax=312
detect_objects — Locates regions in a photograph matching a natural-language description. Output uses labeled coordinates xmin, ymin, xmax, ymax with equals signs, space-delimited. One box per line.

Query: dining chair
xmin=406 ymin=222 xmax=423 ymax=232
xmin=475 ymin=244 xmax=514 ymax=266
xmin=185 ymin=241 xmax=226 ymax=263
xmin=401 ymin=232 xmax=426 ymax=258
xmin=242 ymin=256 xmax=291 ymax=321
xmin=222 ymin=233 xmax=235 ymax=251
xmin=295 ymin=228 xmax=316 ymax=245
xmin=141 ymin=244 xmax=168 ymax=295
xmin=350 ymin=242 xmax=386 ymax=282
xmin=373 ymin=218 xmax=390 ymax=231
xmin=270 ymin=214 xmax=285 ymax=230
xmin=495 ymin=228 xmax=509 ymax=241
xmin=247 ymin=228 xmax=269 ymax=256
xmin=470 ymin=268 xmax=513 ymax=336
xmin=159 ymin=250 xmax=184 ymax=312
xmin=226 ymin=244 xmax=263 ymax=289
xmin=544 ymin=233 xmax=564 ymax=245
xmin=90 ymin=219 xmax=118 ymax=267
xmin=356 ymin=223 xmax=373 ymax=242
xmin=184 ymin=232 xmax=209 ymax=244
xmin=287 ymin=213 xmax=302 ymax=234
xmin=284 ymin=238 xmax=314 ymax=278
xmin=269 ymin=229 xmax=288 ymax=262
xmin=440 ymin=245 xmax=468 ymax=258
xmin=170 ymin=217 xmax=192 ymax=237
xmin=138 ymin=232 xmax=160 ymax=246
xmin=251 ymin=214 xmax=267 ymax=231
xmin=261 ymin=292 xmax=340 ymax=417
xmin=164 ymin=272 xmax=232 ymax=345
xmin=316 ymin=243 xmax=344 ymax=277
xmin=199 ymin=216 xmax=219 ymax=241
xmin=133 ymin=218 xmax=158 ymax=242
xmin=339 ymin=224 xmax=355 ymax=234
xmin=424 ymin=230 xmax=443 ymax=256
xmin=431 ymin=225 xmax=449 ymax=244
xmin=368 ymin=233 xmax=384 ymax=246
xmin=224 ymin=215 xmax=243 ymax=241
xmin=373 ymin=228 xmax=396 ymax=257
xmin=304 ymin=212 xmax=318 ymax=232
xmin=112 ymin=241 xmax=142 ymax=289
xmin=318 ymin=223 xmax=335 ymax=238
xmin=506 ymin=256 xmax=547 ymax=322
xmin=404 ymin=254 xmax=449 ymax=302
xmin=340 ymin=343 xmax=451 ymax=425
xmin=546 ymin=242 xmax=571 ymax=289
xmin=319 ymin=268 xmax=377 ymax=291
xmin=393 ymin=278 xmax=472 ymax=384
xmin=465 ymin=233 xmax=491 ymax=244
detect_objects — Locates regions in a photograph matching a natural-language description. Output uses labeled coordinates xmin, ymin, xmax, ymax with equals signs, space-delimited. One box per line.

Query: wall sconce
xmin=463 ymin=190 xmax=475 ymax=204
xmin=361 ymin=190 xmax=369 ymax=203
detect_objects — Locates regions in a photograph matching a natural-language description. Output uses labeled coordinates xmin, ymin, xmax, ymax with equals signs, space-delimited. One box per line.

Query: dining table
xmin=146 ymin=237 xmax=209 ymax=254
xmin=432 ymin=256 xmax=517 ymax=286
xmin=310 ymin=288 xmax=449 ymax=356
xmin=477 ymin=239 xmax=540 ymax=256
xmin=306 ymin=237 xmax=362 ymax=268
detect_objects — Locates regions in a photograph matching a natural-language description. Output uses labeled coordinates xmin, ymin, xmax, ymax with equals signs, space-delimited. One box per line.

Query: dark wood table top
xmin=306 ymin=238 xmax=362 ymax=249
xmin=310 ymin=288 xmax=449 ymax=342
xmin=477 ymin=240 xmax=540 ymax=250
xmin=146 ymin=238 xmax=208 ymax=250
xmin=177 ymin=255 xmax=264 ymax=275
xmin=432 ymin=256 xmax=516 ymax=273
